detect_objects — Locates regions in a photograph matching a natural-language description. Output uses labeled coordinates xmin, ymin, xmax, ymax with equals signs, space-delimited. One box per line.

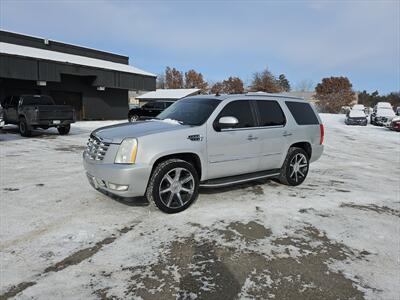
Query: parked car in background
xmin=340 ymin=106 xmax=351 ymax=114
xmin=387 ymin=116 xmax=400 ymax=132
xmin=84 ymin=94 xmax=324 ymax=213
xmin=128 ymin=101 xmax=174 ymax=122
xmin=370 ymin=102 xmax=395 ymax=126
xmin=396 ymin=106 xmax=400 ymax=116
xmin=1 ymin=95 xmax=75 ymax=136
xmin=345 ymin=104 xmax=367 ymax=126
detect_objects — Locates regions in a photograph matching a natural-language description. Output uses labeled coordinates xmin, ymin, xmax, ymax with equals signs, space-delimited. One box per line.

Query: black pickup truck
xmin=1 ymin=95 xmax=75 ymax=137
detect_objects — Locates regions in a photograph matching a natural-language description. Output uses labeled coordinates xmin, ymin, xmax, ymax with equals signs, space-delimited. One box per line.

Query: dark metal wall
xmin=0 ymin=30 xmax=129 ymax=64
xmin=0 ymin=54 xmax=156 ymax=91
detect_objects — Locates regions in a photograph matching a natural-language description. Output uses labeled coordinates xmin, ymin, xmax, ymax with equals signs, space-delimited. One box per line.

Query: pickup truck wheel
xmin=57 ymin=125 xmax=71 ymax=135
xmin=19 ymin=117 xmax=32 ymax=137
xmin=278 ymin=147 xmax=309 ymax=186
xmin=129 ymin=114 xmax=139 ymax=122
xmin=146 ymin=159 xmax=199 ymax=213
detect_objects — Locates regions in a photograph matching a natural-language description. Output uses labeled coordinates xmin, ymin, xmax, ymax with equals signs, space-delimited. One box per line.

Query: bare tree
xmin=184 ymin=69 xmax=208 ymax=92
xmin=249 ymin=67 xmax=281 ymax=93
xmin=295 ymin=79 xmax=315 ymax=92
xmin=315 ymin=76 xmax=356 ymax=113
xmin=210 ymin=82 xmax=224 ymax=94
xmin=222 ymin=77 xmax=244 ymax=94
xmin=165 ymin=67 xmax=183 ymax=89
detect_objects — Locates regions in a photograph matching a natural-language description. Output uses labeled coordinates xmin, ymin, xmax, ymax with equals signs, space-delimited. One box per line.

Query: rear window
xmin=285 ymin=101 xmax=319 ymax=125
xmin=255 ymin=100 xmax=286 ymax=126
xmin=22 ymin=95 xmax=54 ymax=106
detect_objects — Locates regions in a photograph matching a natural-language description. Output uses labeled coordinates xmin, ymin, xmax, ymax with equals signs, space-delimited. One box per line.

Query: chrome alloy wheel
xmin=159 ymin=167 xmax=195 ymax=208
xmin=289 ymin=153 xmax=308 ymax=183
xmin=129 ymin=114 xmax=139 ymax=122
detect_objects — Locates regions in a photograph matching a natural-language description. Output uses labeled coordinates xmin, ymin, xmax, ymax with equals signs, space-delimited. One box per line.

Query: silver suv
xmin=83 ymin=93 xmax=324 ymax=213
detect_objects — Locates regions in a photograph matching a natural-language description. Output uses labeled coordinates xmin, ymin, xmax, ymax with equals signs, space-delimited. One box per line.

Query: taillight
xmin=320 ymin=124 xmax=324 ymax=145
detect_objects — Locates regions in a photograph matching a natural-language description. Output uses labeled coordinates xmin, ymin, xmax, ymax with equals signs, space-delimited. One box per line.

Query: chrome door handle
xmin=282 ymin=132 xmax=292 ymax=137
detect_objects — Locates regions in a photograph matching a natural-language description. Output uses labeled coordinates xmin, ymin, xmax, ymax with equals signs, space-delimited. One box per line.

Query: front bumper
xmin=346 ymin=118 xmax=367 ymax=125
xmin=83 ymin=153 xmax=152 ymax=198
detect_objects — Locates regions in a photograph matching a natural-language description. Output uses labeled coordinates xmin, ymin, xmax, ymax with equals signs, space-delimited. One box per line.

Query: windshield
xmin=157 ymin=98 xmax=221 ymax=126
xmin=22 ymin=95 xmax=55 ymax=106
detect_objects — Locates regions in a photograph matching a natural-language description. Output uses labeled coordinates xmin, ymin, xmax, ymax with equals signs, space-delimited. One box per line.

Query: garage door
xmin=51 ymin=91 xmax=83 ymax=120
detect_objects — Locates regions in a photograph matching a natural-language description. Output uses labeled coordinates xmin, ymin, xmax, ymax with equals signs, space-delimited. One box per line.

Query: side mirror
xmin=217 ymin=116 xmax=239 ymax=130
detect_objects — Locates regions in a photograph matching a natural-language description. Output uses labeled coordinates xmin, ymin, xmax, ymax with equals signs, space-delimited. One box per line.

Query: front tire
xmin=57 ymin=125 xmax=71 ymax=135
xmin=19 ymin=117 xmax=32 ymax=137
xmin=278 ymin=147 xmax=309 ymax=186
xmin=146 ymin=159 xmax=199 ymax=213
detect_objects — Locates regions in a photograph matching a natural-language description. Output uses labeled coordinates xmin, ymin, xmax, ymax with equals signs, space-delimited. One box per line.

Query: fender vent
xmin=187 ymin=134 xmax=203 ymax=141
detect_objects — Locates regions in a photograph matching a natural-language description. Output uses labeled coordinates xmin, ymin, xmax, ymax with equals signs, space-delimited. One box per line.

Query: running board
xmin=200 ymin=169 xmax=280 ymax=188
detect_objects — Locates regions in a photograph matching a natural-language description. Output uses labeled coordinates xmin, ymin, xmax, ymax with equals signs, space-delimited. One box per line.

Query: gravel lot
xmin=1 ymin=114 xmax=399 ymax=299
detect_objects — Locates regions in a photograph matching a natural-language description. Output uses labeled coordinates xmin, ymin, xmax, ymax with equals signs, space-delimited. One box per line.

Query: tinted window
xmin=255 ymin=100 xmax=286 ymax=126
xmin=21 ymin=95 xmax=54 ymax=106
xmin=153 ymin=102 xmax=164 ymax=109
xmin=216 ymin=100 xmax=256 ymax=128
xmin=143 ymin=102 xmax=155 ymax=109
xmin=10 ymin=97 xmax=19 ymax=106
xmin=157 ymin=98 xmax=220 ymax=126
xmin=285 ymin=101 xmax=319 ymax=125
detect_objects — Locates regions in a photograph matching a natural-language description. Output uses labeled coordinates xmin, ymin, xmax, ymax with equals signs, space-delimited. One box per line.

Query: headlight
xmin=115 ymin=138 xmax=138 ymax=164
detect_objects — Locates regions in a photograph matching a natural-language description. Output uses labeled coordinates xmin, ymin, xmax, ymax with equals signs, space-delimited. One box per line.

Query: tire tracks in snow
xmin=0 ymin=222 xmax=140 ymax=300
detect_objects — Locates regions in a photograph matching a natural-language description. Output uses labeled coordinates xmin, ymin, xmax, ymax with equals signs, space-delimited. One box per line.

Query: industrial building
xmin=0 ymin=30 xmax=156 ymax=120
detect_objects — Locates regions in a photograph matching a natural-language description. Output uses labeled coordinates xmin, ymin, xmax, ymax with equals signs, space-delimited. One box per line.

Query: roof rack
xmin=245 ymin=92 xmax=304 ymax=100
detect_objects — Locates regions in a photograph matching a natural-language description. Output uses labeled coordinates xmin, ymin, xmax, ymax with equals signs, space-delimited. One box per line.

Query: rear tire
xmin=278 ymin=147 xmax=309 ymax=186
xmin=19 ymin=117 xmax=32 ymax=137
xmin=57 ymin=125 xmax=71 ymax=135
xmin=146 ymin=159 xmax=199 ymax=213
xmin=129 ymin=114 xmax=139 ymax=122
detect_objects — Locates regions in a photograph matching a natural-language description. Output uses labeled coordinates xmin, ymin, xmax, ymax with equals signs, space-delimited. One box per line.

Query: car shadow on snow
xmin=0 ymin=125 xmax=86 ymax=141
xmin=96 ymin=188 xmax=150 ymax=207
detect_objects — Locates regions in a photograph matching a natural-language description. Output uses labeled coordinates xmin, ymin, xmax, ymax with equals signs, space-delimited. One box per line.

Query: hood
xmin=376 ymin=109 xmax=395 ymax=117
xmin=92 ymin=120 xmax=188 ymax=144
xmin=349 ymin=110 xmax=366 ymax=118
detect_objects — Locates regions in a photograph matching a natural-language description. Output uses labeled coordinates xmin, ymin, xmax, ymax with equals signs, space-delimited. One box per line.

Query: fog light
xmin=107 ymin=182 xmax=129 ymax=191
xmin=95 ymin=178 xmax=106 ymax=187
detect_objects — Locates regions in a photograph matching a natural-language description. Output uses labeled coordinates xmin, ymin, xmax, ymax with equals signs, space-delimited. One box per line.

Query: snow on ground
xmin=0 ymin=114 xmax=399 ymax=299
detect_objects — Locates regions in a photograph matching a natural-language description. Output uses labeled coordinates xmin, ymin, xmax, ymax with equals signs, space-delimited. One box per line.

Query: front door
xmin=207 ymin=100 xmax=261 ymax=179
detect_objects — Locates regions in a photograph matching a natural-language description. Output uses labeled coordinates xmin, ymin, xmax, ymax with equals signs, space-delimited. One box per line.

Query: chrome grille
xmin=86 ymin=135 xmax=110 ymax=161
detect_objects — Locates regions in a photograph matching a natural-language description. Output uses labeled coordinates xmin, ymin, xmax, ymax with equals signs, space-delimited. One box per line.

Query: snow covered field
xmin=0 ymin=114 xmax=399 ymax=299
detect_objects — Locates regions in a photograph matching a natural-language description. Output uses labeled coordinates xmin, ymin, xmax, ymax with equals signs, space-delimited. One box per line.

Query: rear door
xmin=206 ymin=100 xmax=261 ymax=179
xmin=253 ymin=100 xmax=288 ymax=170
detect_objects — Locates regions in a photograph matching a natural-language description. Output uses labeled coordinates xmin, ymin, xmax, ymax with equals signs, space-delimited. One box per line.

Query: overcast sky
xmin=1 ymin=0 xmax=399 ymax=93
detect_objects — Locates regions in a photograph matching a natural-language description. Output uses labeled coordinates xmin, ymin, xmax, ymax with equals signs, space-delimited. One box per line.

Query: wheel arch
xmin=289 ymin=141 xmax=312 ymax=159
xmin=151 ymin=152 xmax=203 ymax=180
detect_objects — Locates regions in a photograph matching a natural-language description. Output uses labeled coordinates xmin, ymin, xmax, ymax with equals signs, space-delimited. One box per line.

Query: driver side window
xmin=215 ymin=100 xmax=256 ymax=129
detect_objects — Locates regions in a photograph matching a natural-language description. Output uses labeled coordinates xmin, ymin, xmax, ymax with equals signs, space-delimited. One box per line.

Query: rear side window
xmin=285 ymin=101 xmax=319 ymax=125
xmin=216 ymin=100 xmax=256 ymax=128
xmin=255 ymin=100 xmax=286 ymax=126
